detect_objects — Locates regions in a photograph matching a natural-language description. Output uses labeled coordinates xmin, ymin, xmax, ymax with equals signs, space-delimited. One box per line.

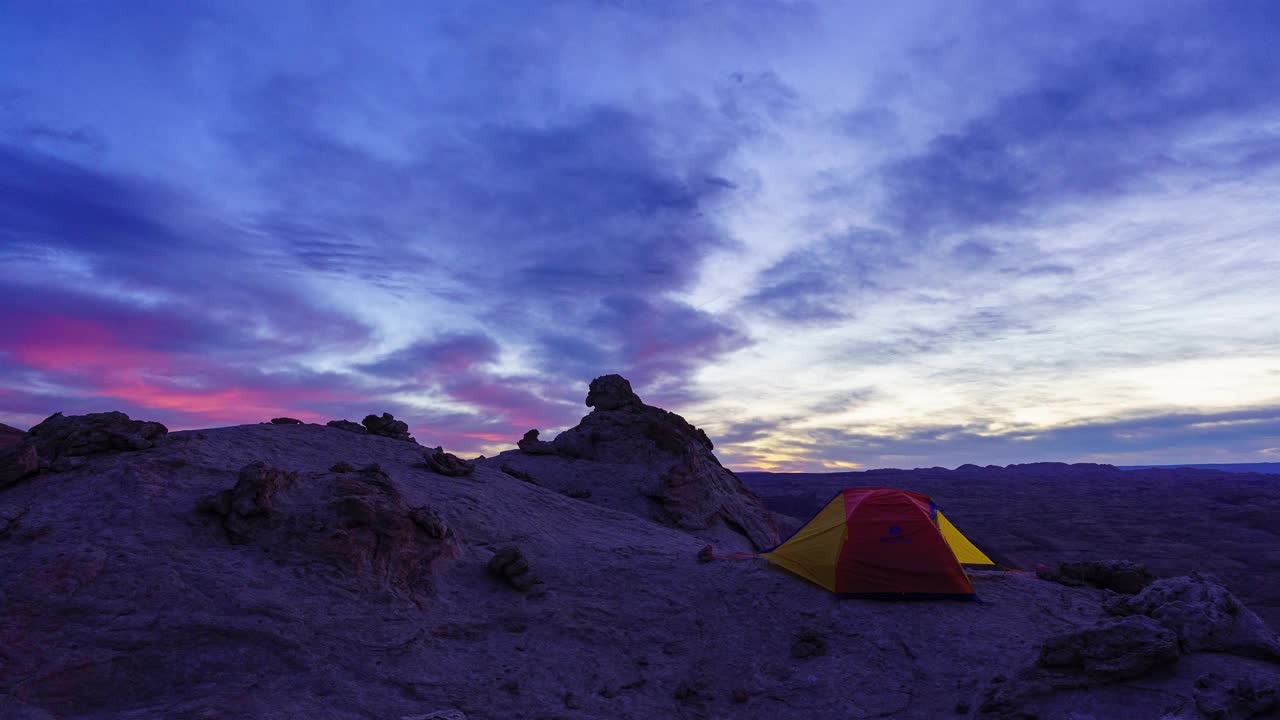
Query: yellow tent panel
xmin=936 ymin=510 xmax=995 ymax=566
xmin=761 ymin=493 xmax=847 ymax=592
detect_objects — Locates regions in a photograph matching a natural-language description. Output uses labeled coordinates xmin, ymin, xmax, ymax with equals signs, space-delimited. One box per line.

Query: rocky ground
xmin=1 ymin=377 xmax=1277 ymax=719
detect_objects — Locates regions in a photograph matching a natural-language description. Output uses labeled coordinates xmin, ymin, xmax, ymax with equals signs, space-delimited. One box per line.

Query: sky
xmin=2 ymin=1 xmax=1279 ymax=471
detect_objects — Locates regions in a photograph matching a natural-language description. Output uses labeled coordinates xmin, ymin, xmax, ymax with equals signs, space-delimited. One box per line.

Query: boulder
xmin=1038 ymin=616 xmax=1180 ymax=681
xmin=488 ymin=546 xmax=542 ymax=592
xmin=424 ymin=448 xmax=475 ymax=477
xmin=326 ymin=419 xmax=367 ymax=434
xmin=545 ymin=374 xmax=779 ymax=550
xmin=1036 ymin=560 xmax=1156 ymax=594
xmin=516 ymin=429 xmax=557 ymax=455
xmin=25 ymin=412 xmax=167 ymax=471
xmin=199 ymin=461 xmax=458 ymax=601
xmin=0 ymin=443 xmax=39 ymax=489
xmin=1194 ymin=672 xmax=1279 ymax=720
xmin=270 ymin=417 xmax=302 ymax=425
xmin=1105 ymin=573 xmax=1280 ymax=660
xmin=362 ymin=413 xmax=416 ymax=443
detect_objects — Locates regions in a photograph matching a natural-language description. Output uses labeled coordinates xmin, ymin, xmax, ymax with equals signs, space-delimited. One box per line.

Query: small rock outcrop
xmin=326 ymin=419 xmax=367 ymax=434
xmin=544 ymin=374 xmax=779 ymax=550
xmin=499 ymin=464 xmax=538 ymax=484
xmin=1194 ymin=671 xmax=1279 ymax=720
xmin=1 ymin=412 xmax=168 ymax=482
xmin=0 ymin=444 xmax=39 ymax=489
xmin=980 ymin=616 xmax=1182 ymax=717
xmin=199 ymin=461 xmax=458 ymax=601
xmin=516 ymin=429 xmax=557 ymax=455
xmin=362 ymin=413 xmax=416 ymax=443
xmin=424 ymin=448 xmax=475 ymax=477
xmin=1038 ymin=616 xmax=1180 ymax=681
xmin=270 ymin=417 xmax=302 ymax=425
xmin=1037 ymin=560 xmax=1156 ymax=594
xmin=1105 ymin=573 xmax=1280 ymax=660
xmin=488 ymin=546 xmax=542 ymax=592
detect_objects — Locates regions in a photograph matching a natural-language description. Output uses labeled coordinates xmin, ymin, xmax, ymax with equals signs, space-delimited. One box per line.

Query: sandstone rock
xmin=25 ymin=412 xmax=167 ymax=470
xmin=326 ymin=419 xmax=367 ymax=434
xmin=1038 ymin=616 xmax=1180 ymax=681
xmin=1194 ymin=671 xmax=1279 ymax=720
xmin=499 ymin=464 xmax=538 ymax=484
xmin=546 ymin=374 xmax=779 ymax=550
xmin=566 ymin=488 xmax=591 ymax=499
xmin=361 ymin=413 xmax=416 ymax=443
xmin=488 ymin=546 xmax=542 ymax=592
xmin=0 ymin=423 xmax=25 ymax=450
xmin=1036 ymin=560 xmax=1156 ymax=594
xmin=697 ymin=544 xmax=714 ymax=563
xmin=270 ymin=417 xmax=302 ymax=425
xmin=1106 ymin=574 xmax=1280 ymax=660
xmin=424 ymin=447 xmax=475 ymax=477
xmin=0 ymin=443 xmax=39 ymax=489
xmin=517 ymin=429 xmax=557 ymax=455
xmin=200 ymin=461 xmax=457 ymax=600
xmin=330 ymin=461 xmax=357 ymax=473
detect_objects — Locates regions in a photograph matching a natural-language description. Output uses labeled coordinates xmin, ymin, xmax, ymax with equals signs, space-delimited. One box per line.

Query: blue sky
xmin=2 ymin=1 xmax=1278 ymax=470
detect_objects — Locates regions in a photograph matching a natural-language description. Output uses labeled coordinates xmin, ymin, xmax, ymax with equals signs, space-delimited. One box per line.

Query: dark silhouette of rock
xmin=542 ymin=374 xmax=779 ymax=550
xmin=499 ymin=464 xmax=538 ymax=483
xmin=1106 ymin=573 xmax=1280 ymax=660
xmin=361 ymin=413 xmax=416 ymax=443
xmin=424 ymin=447 xmax=475 ymax=477
xmin=270 ymin=417 xmax=302 ymax=425
xmin=25 ymin=411 xmax=167 ymax=472
xmin=0 ymin=443 xmax=39 ymax=489
xmin=584 ymin=374 xmax=643 ymax=411
xmin=0 ymin=423 xmax=24 ymax=450
xmin=1037 ymin=560 xmax=1156 ymax=594
xmin=566 ymin=488 xmax=591 ymax=499
xmin=1194 ymin=671 xmax=1279 ymax=719
xmin=326 ymin=419 xmax=367 ymax=434
xmin=488 ymin=546 xmax=542 ymax=592
xmin=199 ymin=461 xmax=457 ymax=601
xmin=329 ymin=461 xmax=357 ymax=473
xmin=1039 ymin=616 xmax=1180 ymax=681
xmin=517 ymin=429 xmax=557 ymax=455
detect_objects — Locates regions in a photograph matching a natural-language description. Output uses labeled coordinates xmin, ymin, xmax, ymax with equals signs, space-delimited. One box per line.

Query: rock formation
xmin=487 ymin=546 xmax=542 ymax=592
xmin=0 ymin=422 xmax=24 ymax=450
xmin=1106 ymin=573 xmax=1280 ymax=660
xmin=423 ymin=447 xmax=475 ymax=477
xmin=496 ymin=374 xmax=779 ymax=550
xmin=1 ymin=411 xmax=167 ymax=485
xmin=199 ymin=460 xmax=458 ymax=601
xmin=362 ymin=412 xmax=416 ymax=443
xmin=516 ymin=429 xmax=556 ymax=455
xmin=269 ymin=417 xmax=302 ymax=425
xmin=326 ymin=419 xmax=367 ymax=434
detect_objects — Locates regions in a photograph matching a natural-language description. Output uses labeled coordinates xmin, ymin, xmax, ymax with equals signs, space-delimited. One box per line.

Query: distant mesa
xmin=1 ymin=411 xmax=167 ymax=488
xmin=269 ymin=417 xmax=303 ymax=425
xmin=500 ymin=373 xmax=779 ymax=551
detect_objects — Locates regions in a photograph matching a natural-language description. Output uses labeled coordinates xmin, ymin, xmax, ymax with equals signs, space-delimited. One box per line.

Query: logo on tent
xmin=880 ymin=525 xmax=912 ymax=543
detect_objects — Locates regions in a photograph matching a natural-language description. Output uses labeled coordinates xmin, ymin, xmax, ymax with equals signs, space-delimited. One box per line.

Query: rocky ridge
xmin=0 ymin=383 xmax=1277 ymax=719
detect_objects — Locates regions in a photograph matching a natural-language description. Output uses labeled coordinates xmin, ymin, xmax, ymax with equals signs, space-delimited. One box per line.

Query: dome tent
xmin=761 ymin=487 xmax=1009 ymax=599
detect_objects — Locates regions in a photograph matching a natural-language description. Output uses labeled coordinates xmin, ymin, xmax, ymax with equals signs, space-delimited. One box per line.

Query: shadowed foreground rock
xmin=1106 ymin=573 xmax=1280 ymax=660
xmin=199 ymin=460 xmax=458 ymax=602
